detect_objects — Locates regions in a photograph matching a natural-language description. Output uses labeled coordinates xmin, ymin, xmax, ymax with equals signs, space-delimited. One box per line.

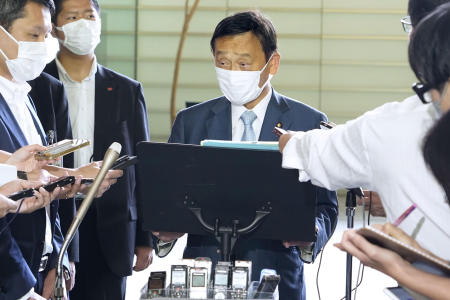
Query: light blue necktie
xmin=240 ymin=110 xmax=257 ymax=141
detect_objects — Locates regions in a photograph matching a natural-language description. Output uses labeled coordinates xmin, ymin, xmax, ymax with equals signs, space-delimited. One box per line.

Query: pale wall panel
xmin=323 ymin=13 xmax=405 ymax=35
xmin=321 ymin=64 xmax=415 ymax=89
xmin=99 ymin=0 xmax=414 ymax=141
xmin=139 ymin=35 xmax=213 ymax=59
xmin=323 ymin=0 xmax=408 ymax=11
xmin=137 ymin=61 xmax=320 ymax=88
xmin=101 ymin=8 xmax=136 ymax=32
xmin=321 ymin=91 xmax=413 ymax=118
xmin=322 ymin=39 xmax=409 ymax=62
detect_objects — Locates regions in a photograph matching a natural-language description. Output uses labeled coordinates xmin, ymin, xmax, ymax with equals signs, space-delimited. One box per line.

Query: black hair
xmin=210 ymin=10 xmax=277 ymax=62
xmin=408 ymin=0 xmax=450 ymax=27
xmin=408 ymin=2 xmax=450 ymax=90
xmin=0 ymin=0 xmax=55 ymax=30
xmin=52 ymin=0 xmax=100 ymax=23
xmin=423 ymin=110 xmax=450 ymax=204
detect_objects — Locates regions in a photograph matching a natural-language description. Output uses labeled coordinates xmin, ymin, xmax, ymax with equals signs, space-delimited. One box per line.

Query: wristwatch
xmin=298 ymin=243 xmax=315 ymax=263
xmin=155 ymin=239 xmax=176 ymax=258
xmin=17 ymin=170 xmax=28 ymax=180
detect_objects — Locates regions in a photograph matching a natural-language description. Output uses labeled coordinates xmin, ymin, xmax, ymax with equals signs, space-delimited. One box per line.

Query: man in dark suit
xmin=29 ymin=72 xmax=79 ymax=292
xmin=168 ymin=11 xmax=338 ymax=299
xmin=0 ymin=1 xmax=69 ymax=299
xmin=44 ymin=0 xmax=154 ymax=299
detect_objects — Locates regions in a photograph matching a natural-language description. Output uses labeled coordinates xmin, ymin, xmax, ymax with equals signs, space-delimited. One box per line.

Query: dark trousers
xmin=70 ymin=206 xmax=126 ymax=300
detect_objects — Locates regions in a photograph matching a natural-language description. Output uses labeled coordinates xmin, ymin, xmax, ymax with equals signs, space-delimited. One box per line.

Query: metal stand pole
xmin=345 ymin=190 xmax=358 ymax=300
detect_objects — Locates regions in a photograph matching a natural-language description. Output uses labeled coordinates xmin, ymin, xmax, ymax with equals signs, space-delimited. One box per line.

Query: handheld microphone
xmin=54 ymin=142 xmax=122 ymax=300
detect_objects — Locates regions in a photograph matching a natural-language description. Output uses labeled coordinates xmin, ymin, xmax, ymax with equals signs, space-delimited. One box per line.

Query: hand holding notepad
xmin=335 ymin=223 xmax=450 ymax=274
xmin=357 ymin=225 xmax=450 ymax=273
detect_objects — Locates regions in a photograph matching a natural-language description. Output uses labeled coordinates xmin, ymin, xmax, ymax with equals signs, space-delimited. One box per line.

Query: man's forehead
xmin=215 ymin=33 xmax=264 ymax=53
xmin=19 ymin=2 xmax=52 ymax=32
xmin=61 ymin=0 xmax=96 ymax=12
xmin=215 ymin=50 xmax=252 ymax=58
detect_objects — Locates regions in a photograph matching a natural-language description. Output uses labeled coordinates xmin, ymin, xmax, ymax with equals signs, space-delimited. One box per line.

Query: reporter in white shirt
xmin=280 ymin=1 xmax=450 ymax=261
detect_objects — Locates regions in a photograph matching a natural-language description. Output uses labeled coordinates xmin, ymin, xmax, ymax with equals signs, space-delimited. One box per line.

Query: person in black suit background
xmin=44 ymin=0 xmax=154 ymax=299
xmin=29 ymin=72 xmax=79 ymax=292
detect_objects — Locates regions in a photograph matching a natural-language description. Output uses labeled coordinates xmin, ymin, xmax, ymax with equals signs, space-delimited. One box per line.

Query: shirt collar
xmin=0 ymin=75 xmax=31 ymax=102
xmin=55 ymin=55 xmax=98 ymax=83
xmin=231 ymin=87 xmax=273 ymax=126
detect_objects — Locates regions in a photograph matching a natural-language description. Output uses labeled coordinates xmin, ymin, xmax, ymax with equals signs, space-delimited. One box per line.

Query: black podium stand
xmin=136 ymin=142 xmax=318 ymax=261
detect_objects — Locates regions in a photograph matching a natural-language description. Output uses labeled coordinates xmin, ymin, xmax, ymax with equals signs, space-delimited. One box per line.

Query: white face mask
xmin=215 ymin=55 xmax=274 ymax=106
xmin=56 ymin=19 xmax=101 ymax=55
xmin=0 ymin=26 xmax=48 ymax=83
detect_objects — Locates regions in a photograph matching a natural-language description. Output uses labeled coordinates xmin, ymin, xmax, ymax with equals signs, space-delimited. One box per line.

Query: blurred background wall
xmin=96 ymin=0 xmax=414 ymax=142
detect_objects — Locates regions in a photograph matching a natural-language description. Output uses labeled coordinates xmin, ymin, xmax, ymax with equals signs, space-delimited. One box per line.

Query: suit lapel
xmin=94 ymin=65 xmax=118 ymax=159
xmin=259 ymin=90 xmax=293 ymax=141
xmin=0 ymin=93 xmax=28 ymax=146
xmin=43 ymin=60 xmax=60 ymax=80
xmin=25 ymin=95 xmax=47 ymax=145
xmin=206 ymin=98 xmax=232 ymax=140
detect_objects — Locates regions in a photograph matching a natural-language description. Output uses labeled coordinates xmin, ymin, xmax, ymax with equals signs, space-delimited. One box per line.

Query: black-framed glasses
xmin=412 ymin=82 xmax=433 ymax=104
xmin=401 ymin=16 xmax=412 ymax=34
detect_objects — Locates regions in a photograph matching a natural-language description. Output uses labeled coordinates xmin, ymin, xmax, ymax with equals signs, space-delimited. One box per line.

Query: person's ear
xmin=51 ymin=24 xmax=58 ymax=38
xmin=269 ymin=51 xmax=281 ymax=75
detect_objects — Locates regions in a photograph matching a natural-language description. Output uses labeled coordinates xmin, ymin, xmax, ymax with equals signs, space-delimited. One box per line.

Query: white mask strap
xmin=261 ymin=53 xmax=275 ymax=72
xmin=0 ymin=48 xmax=8 ymax=60
xmin=0 ymin=25 xmax=19 ymax=45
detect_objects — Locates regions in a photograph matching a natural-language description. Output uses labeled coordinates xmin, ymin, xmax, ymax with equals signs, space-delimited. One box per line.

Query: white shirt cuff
xmin=0 ymin=163 xmax=17 ymax=186
xmin=17 ymin=288 xmax=34 ymax=300
xmin=281 ymin=132 xmax=311 ymax=182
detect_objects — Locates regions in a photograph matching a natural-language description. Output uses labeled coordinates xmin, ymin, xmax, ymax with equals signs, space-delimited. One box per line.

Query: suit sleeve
xmin=48 ymin=212 xmax=70 ymax=271
xmin=133 ymin=83 xmax=155 ymax=248
xmin=168 ymin=110 xmax=185 ymax=144
xmin=54 ymin=82 xmax=79 ymax=263
xmin=0 ymin=219 xmax=36 ymax=300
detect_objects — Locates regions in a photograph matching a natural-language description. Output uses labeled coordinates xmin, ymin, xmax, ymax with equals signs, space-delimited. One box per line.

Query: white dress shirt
xmin=231 ymin=88 xmax=272 ymax=141
xmin=0 ymin=163 xmax=17 ymax=186
xmin=282 ymin=95 xmax=450 ymax=260
xmin=0 ymin=76 xmax=53 ymax=257
xmin=56 ymin=57 xmax=97 ymax=167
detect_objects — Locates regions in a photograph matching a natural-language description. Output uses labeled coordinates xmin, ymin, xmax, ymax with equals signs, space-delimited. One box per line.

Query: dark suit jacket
xmin=0 ymin=221 xmax=35 ymax=300
xmin=169 ymin=90 xmax=338 ymax=300
xmin=44 ymin=60 xmax=153 ymax=277
xmin=0 ymin=93 xmax=66 ymax=299
xmin=28 ymin=72 xmax=79 ymax=262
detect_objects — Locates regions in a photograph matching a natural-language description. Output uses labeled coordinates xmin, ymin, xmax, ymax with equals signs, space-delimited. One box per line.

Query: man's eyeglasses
xmin=412 ymin=82 xmax=433 ymax=104
xmin=401 ymin=16 xmax=412 ymax=34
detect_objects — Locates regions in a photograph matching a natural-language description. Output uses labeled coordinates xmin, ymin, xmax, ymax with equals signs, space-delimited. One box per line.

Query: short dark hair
xmin=408 ymin=0 xmax=449 ymax=27
xmin=52 ymin=0 xmax=100 ymax=23
xmin=423 ymin=110 xmax=450 ymax=204
xmin=408 ymin=2 xmax=450 ymax=90
xmin=210 ymin=11 xmax=277 ymax=62
xmin=0 ymin=0 xmax=55 ymax=30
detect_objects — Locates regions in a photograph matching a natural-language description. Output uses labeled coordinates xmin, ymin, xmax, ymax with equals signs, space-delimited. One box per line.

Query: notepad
xmin=200 ymin=140 xmax=279 ymax=151
xmin=358 ymin=226 xmax=450 ymax=273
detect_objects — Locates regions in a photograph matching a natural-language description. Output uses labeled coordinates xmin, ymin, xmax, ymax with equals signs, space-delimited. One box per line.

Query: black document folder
xmin=136 ymin=142 xmax=318 ymax=242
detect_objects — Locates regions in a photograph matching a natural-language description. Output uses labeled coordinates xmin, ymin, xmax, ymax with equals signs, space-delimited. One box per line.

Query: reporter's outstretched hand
xmin=0 ymin=179 xmax=60 ymax=214
xmin=334 ymin=228 xmax=408 ymax=277
xmin=75 ymin=162 xmax=123 ymax=197
xmin=6 ymin=144 xmax=54 ymax=172
xmin=0 ymin=194 xmax=18 ymax=218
